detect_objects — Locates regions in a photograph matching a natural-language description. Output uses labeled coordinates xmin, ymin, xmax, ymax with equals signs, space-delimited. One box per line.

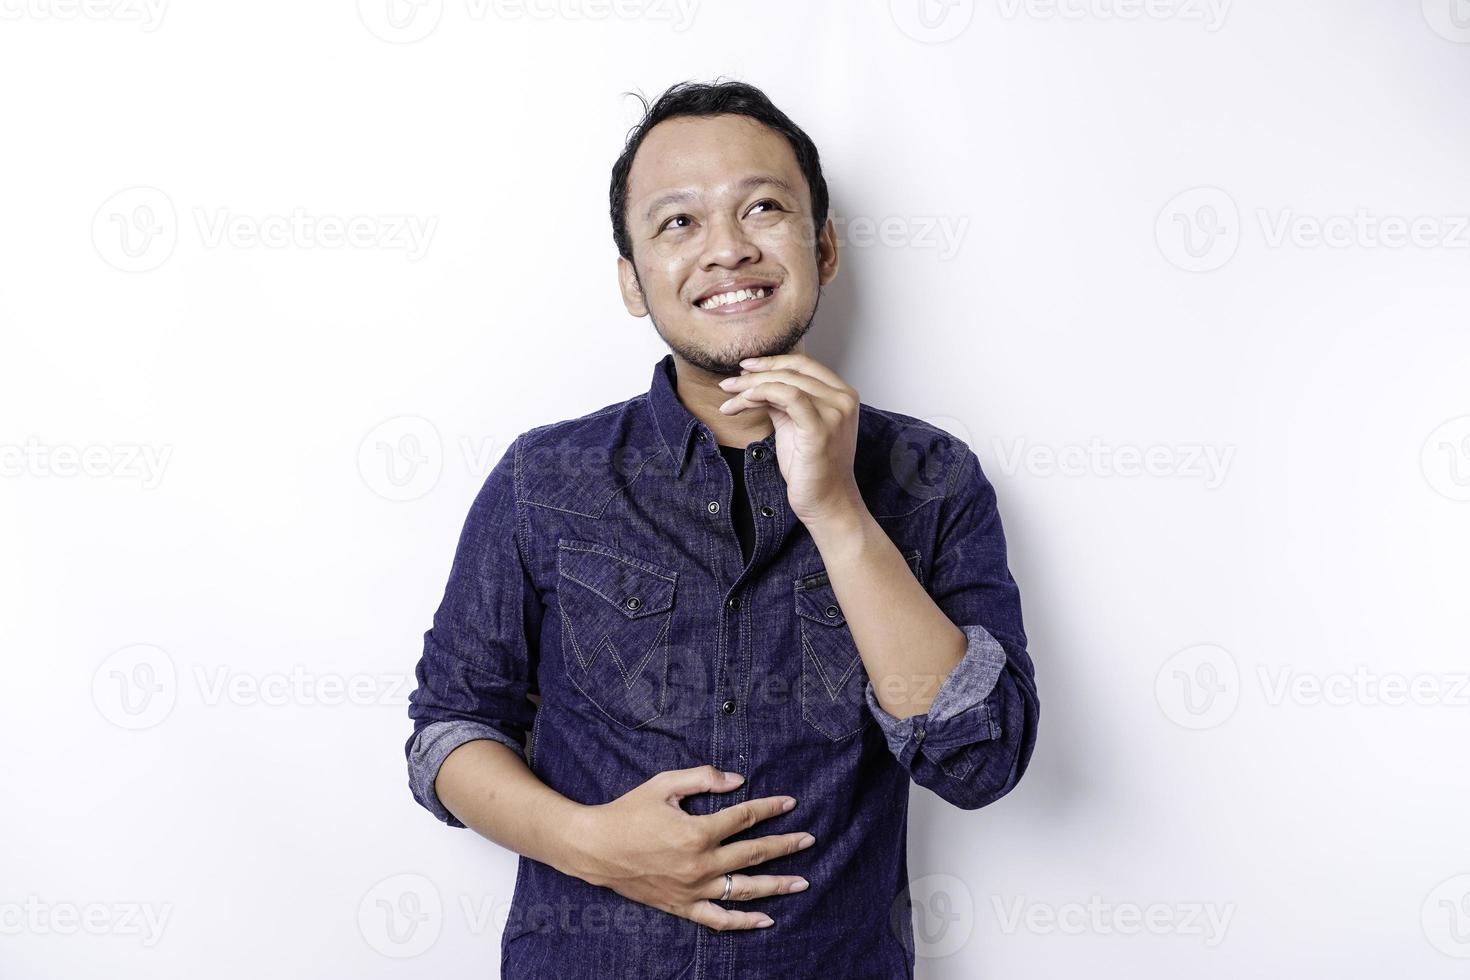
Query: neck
xmin=671 ymin=355 xmax=775 ymax=449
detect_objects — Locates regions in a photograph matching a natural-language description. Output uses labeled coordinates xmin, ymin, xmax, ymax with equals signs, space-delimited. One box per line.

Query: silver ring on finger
xmin=721 ymin=873 xmax=733 ymax=901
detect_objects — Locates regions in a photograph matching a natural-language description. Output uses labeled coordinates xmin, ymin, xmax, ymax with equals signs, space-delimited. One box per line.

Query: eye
xmin=658 ymin=214 xmax=693 ymax=234
xmin=748 ymin=199 xmax=784 ymax=216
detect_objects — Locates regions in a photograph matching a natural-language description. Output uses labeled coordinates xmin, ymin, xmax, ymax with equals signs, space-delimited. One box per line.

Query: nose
xmin=698 ymin=211 xmax=760 ymax=270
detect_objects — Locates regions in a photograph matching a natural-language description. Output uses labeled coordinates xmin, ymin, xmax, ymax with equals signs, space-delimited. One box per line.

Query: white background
xmin=3 ymin=1 xmax=1469 ymax=976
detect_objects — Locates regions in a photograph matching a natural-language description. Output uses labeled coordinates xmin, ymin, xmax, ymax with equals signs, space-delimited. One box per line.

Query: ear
xmin=617 ymin=255 xmax=649 ymax=317
xmin=815 ymin=217 xmax=839 ymax=286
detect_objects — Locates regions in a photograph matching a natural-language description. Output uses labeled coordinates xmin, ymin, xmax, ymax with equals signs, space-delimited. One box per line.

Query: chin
xmin=655 ymin=305 xmax=813 ymax=375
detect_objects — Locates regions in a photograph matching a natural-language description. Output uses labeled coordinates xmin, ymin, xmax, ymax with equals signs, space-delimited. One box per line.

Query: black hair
xmin=608 ymin=78 xmax=829 ymax=262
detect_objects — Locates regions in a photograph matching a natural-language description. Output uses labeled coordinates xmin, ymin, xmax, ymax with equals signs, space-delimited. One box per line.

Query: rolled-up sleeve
xmin=405 ymin=433 xmax=542 ymax=828
xmin=864 ymin=445 xmax=1039 ymax=810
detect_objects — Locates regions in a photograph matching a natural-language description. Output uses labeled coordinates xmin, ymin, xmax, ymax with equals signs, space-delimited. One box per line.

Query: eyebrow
xmin=641 ymin=174 xmax=800 ymax=225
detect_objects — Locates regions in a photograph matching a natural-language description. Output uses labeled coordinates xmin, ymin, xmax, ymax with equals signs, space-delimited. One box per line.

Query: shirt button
xmin=726 ymin=596 xmax=740 ymax=610
xmin=915 ymin=726 xmax=926 ymax=743
xmin=625 ymin=596 xmax=642 ymax=611
xmin=824 ymin=604 xmax=839 ymax=619
xmin=759 ymin=505 xmax=775 ymax=518
xmin=697 ymin=430 xmax=707 ymax=441
xmin=708 ymin=500 xmax=720 ymax=514
xmin=751 ymin=446 xmax=766 ymax=461
xmin=721 ymin=699 xmax=737 ymax=714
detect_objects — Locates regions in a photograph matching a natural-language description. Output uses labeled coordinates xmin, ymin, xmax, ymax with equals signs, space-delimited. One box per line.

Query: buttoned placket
xmin=693 ymin=425 xmax=784 ymax=978
xmin=698 ymin=426 xmax=763 ymax=768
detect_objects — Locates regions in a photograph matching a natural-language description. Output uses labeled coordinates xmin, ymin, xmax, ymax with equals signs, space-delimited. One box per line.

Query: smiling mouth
xmin=693 ymin=285 xmax=778 ymax=314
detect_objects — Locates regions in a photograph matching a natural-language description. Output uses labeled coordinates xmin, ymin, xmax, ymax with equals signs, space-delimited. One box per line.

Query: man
xmin=405 ymin=79 xmax=1039 ymax=978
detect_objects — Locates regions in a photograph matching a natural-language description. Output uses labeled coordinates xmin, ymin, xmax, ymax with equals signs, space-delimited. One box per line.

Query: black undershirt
xmin=717 ymin=444 xmax=756 ymax=565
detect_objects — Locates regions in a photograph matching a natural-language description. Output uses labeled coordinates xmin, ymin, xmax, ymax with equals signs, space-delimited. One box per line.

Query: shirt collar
xmin=646 ymin=352 xmax=776 ymax=479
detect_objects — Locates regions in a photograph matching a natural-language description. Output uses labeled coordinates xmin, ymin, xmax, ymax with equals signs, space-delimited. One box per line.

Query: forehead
xmin=627 ymin=114 xmax=807 ymax=213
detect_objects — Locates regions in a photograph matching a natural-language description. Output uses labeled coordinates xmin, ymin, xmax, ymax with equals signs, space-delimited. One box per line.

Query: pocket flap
xmin=794 ymin=579 xmax=847 ymax=627
xmin=557 ymin=540 xmax=677 ymax=619
xmin=792 ymin=548 xmax=921 ymax=628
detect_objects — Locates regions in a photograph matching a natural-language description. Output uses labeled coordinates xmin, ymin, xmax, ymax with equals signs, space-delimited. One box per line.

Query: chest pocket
xmin=796 ymin=548 xmax=922 ymax=741
xmin=556 ymin=540 xmax=678 ymax=730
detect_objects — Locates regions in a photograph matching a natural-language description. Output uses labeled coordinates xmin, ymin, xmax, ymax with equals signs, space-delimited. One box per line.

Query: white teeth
xmin=699 ymin=286 xmax=770 ymax=310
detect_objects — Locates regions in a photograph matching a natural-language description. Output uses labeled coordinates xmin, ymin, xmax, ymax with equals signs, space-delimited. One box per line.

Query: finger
xmin=738 ymin=354 xmax=852 ymax=393
xmin=712 ymin=831 xmax=817 ymax=873
xmin=724 ymin=368 xmax=847 ymax=408
xmin=685 ymin=900 xmax=775 ymax=932
xmin=703 ymin=872 xmax=810 ymax=901
xmin=655 ymin=764 xmax=745 ymax=802
xmin=701 ymin=795 xmax=797 ymax=839
xmin=721 ymin=383 xmax=825 ymax=433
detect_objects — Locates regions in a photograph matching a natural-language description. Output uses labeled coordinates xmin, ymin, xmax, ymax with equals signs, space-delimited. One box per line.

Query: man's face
xmin=617 ymin=113 xmax=839 ymax=376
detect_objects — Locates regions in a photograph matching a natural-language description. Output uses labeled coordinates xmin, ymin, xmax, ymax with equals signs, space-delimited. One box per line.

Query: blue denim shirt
xmin=405 ymin=353 xmax=1039 ymax=979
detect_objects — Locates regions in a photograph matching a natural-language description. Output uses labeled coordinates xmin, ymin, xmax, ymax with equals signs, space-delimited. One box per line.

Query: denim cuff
xmin=407 ymin=719 xmax=526 ymax=828
xmin=865 ymin=624 xmax=1008 ymax=766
